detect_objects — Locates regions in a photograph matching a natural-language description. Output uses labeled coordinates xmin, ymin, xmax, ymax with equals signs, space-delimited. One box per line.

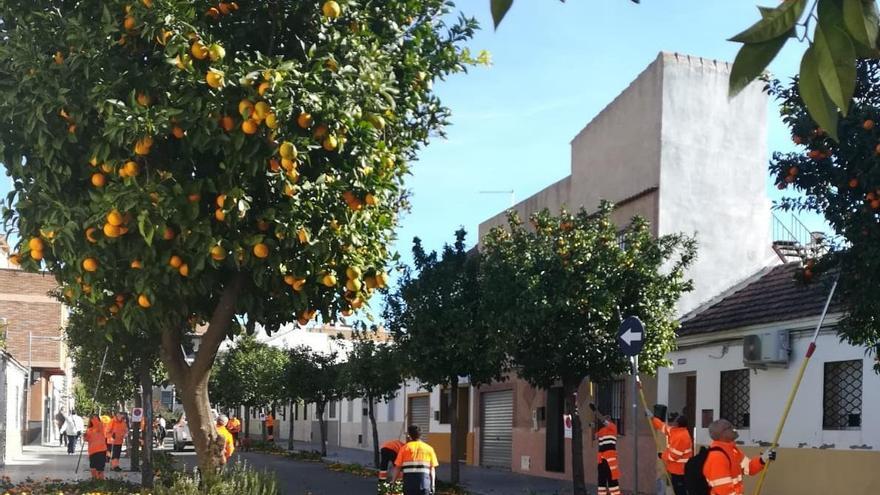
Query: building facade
xmin=662 ymin=263 xmax=880 ymax=493
xmin=0 ymin=349 xmax=27 ymax=465
xmin=0 ymin=241 xmax=71 ymax=446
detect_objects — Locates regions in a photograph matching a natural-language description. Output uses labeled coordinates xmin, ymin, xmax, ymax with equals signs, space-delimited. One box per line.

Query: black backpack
xmin=684 ymin=446 xmax=729 ymax=495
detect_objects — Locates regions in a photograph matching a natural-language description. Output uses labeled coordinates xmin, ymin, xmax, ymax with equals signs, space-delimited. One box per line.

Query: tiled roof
xmin=678 ymin=263 xmax=841 ymax=337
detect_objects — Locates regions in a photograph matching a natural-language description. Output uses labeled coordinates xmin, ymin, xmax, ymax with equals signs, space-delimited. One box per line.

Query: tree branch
xmin=190 ymin=272 xmax=247 ymax=380
xmin=161 ymin=325 xmax=189 ymax=386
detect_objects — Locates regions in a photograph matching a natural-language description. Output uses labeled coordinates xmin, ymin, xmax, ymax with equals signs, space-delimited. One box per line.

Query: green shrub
xmin=156 ymin=462 xmax=278 ymax=495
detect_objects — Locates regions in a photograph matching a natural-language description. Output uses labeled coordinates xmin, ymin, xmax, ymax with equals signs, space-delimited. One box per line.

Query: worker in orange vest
xmin=378 ymin=438 xmax=405 ymax=483
xmin=594 ymin=411 xmax=620 ymax=495
xmin=649 ymin=411 xmax=693 ymax=495
xmin=84 ymin=415 xmax=107 ymax=480
xmin=265 ymin=412 xmax=275 ymax=442
xmin=108 ymin=411 xmax=128 ymax=471
xmin=227 ymin=414 xmax=242 ymax=446
xmin=100 ymin=413 xmax=112 ymax=459
xmin=216 ymin=415 xmax=235 ymax=465
xmin=389 ymin=425 xmax=438 ymax=495
xmin=704 ymin=419 xmax=775 ymax=495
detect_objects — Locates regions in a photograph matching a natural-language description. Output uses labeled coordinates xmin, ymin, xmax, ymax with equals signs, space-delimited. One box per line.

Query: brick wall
xmin=0 ymin=269 xmax=63 ymax=368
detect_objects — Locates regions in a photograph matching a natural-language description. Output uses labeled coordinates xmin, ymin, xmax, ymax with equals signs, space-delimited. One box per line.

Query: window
xmin=347 ymin=400 xmax=354 ymax=422
xmin=281 ymin=404 xmax=286 ymax=421
xmin=303 ymin=403 xmax=308 ymax=421
xmin=160 ymin=391 xmax=173 ymax=409
xmin=329 ymin=401 xmax=337 ymax=419
xmin=387 ymin=396 xmax=396 ymax=422
xmin=439 ymin=388 xmax=452 ymax=424
xmin=720 ymin=369 xmax=750 ymax=429
xmin=596 ymin=379 xmax=626 ymax=434
xmin=823 ymin=360 xmax=862 ymax=430
xmin=294 ymin=402 xmax=299 ymax=421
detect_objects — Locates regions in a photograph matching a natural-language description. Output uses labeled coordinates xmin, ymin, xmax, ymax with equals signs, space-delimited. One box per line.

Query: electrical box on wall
xmin=743 ymin=330 xmax=791 ymax=368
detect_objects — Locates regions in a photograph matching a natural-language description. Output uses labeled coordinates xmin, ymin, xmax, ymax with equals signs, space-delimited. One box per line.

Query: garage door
xmin=408 ymin=396 xmax=430 ymax=433
xmin=480 ymin=390 xmax=513 ymax=469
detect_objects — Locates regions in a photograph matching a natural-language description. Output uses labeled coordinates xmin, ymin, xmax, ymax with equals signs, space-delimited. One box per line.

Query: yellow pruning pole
xmin=752 ymin=275 xmax=839 ymax=495
xmin=636 ymin=377 xmax=674 ymax=491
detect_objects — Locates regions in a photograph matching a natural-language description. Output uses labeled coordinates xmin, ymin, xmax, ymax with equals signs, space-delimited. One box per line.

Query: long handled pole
xmin=752 ymin=275 xmax=838 ymax=495
xmin=75 ymin=346 xmax=109 ymax=474
xmin=636 ymin=375 xmax=674 ymax=490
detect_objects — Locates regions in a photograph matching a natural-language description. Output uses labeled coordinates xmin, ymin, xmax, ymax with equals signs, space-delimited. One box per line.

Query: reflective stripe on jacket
xmin=651 ymin=417 xmax=693 ymax=475
xmin=703 ymin=440 xmax=765 ymax=495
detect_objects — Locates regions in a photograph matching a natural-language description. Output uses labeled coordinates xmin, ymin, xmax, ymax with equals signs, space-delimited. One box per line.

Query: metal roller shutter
xmin=480 ymin=390 xmax=513 ymax=469
xmin=408 ymin=396 xmax=430 ymax=433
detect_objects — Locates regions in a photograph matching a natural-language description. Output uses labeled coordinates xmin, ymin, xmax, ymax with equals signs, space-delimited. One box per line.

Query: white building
xmin=0 ymin=348 xmax=27 ymax=465
xmin=660 ymin=263 xmax=880 ymax=494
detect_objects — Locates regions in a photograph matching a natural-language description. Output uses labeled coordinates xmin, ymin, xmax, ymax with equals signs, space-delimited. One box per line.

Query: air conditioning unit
xmin=743 ymin=330 xmax=791 ymax=368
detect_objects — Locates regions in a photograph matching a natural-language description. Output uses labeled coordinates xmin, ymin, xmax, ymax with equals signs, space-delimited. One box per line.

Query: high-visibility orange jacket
xmin=85 ymin=417 xmax=108 ymax=456
xmin=217 ymin=425 xmax=235 ymax=462
xmin=381 ymin=439 xmax=405 ymax=453
xmin=109 ymin=418 xmax=128 ymax=445
xmin=395 ymin=440 xmax=439 ymax=491
xmin=703 ymin=440 xmax=765 ymax=495
xmin=651 ymin=417 xmax=693 ymax=475
xmin=596 ymin=421 xmax=620 ymax=480
xmin=265 ymin=415 xmax=274 ymax=427
xmin=100 ymin=415 xmax=112 ymax=442
xmin=227 ymin=418 xmax=241 ymax=433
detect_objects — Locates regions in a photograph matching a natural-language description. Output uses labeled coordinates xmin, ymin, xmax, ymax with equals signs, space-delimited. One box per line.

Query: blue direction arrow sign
xmin=618 ymin=316 xmax=645 ymax=357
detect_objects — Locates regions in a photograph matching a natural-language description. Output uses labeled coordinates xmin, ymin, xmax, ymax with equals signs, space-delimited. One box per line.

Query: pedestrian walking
xmin=61 ymin=410 xmax=83 ymax=454
xmin=266 ymin=412 xmax=275 ymax=442
xmin=216 ymin=415 xmax=235 ymax=465
xmin=378 ymin=438 xmax=405 ymax=483
xmin=84 ymin=415 xmax=107 ymax=480
xmin=108 ymin=411 xmax=128 ymax=471
xmin=227 ymin=414 xmax=241 ymax=446
xmin=389 ymin=425 xmax=438 ymax=495
xmin=55 ymin=409 xmax=67 ymax=447
xmin=158 ymin=415 xmax=167 ymax=439
xmin=595 ymin=412 xmax=621 ymax=495
xmin=695 ymin=419 xmax=775 ymax=495
xmin=649 ymin=411 xmax=693 ymax=495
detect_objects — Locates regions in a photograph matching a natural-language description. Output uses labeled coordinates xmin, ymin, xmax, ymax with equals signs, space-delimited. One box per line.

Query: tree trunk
xmin=160 ymin=273 xmax=245 ymax=474
xmin=369 ymin=398 xmax=380 ymax=469
xmin=244 ymin=405 xmax=251 ymax=439
xmin=130 ymin=381 xmax=142 ymax=472
xmin=449 ymin=377 xmax=460 ymax=485
xmin=141 ymin=369 xmax=154 ymax=488
xmin=287 ymin=400 xmax=294 ymax=451
xmin=316 ymin=402 xmax=327 ymax=457
xmin=565 ymin=379 xmax=587 ymax=495
xmin=261 ymin=407 xmax=267 ymax=441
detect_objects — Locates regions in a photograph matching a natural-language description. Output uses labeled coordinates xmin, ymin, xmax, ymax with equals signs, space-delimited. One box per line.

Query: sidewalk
xmin=286 ymin=440 xmax=575 ymax=495
xmin=3 ymin=444 xmax=141 ymax=484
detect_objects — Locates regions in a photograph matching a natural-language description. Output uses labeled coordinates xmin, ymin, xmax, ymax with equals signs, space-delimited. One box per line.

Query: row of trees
xmin=209 ymin=205 xmax=695 ymax=494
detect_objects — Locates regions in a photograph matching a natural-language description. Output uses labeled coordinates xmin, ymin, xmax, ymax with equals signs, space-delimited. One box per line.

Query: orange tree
xmin=770 ymin=59 xmax=880 ymax=367
xmin=0 ymin=0 xmax=478 ymax=470
xmin=480 ymin=205 xmax=695 ymax=495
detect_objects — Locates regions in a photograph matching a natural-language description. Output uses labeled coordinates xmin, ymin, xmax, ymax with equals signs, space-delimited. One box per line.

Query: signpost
xmin=618 ymin=316 xmax=644 ymax=495
xmin=131 ymin=407 xmax=144 ymax=424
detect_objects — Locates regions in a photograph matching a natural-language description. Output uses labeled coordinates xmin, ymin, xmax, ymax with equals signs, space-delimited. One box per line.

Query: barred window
xmin=596 ymin=380 xmax=626 ymax=435
xmin=387 ymin=396 xmax=396 ymax=422
xmin=329 ymin=401 xmax=337 ymax=419
xmin=823 ymin=360 xmax=862 ymax=430
xmin=347 ymin=400 xmax=354 ymax=422
xmin=720 ymin=369 xmax=750 ymax=429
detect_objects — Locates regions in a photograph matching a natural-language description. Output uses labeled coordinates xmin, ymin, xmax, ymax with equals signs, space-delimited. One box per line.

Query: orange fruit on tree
xmin=365 ymin=193 xmax=378 ymax=206
xmin=188 ymin=193 xmax=201 ymax=203
xmin=169 ymin=255 xmax=183 ymax=268
xmin=214 ymin=209 xmax=226 ymax=221
xmin=284 ymin=184 xmax=298 ymax=197
xmin=131 ymin=259 xmax=143 ymax=269
xmin=103 ymin=223 xmax=121 ymax=238
xmin=191 ymin=40 xmax=209 ymax=60
xmin=30 ymin=249 xmax=44 ymax=261
xmin=258 ymin=82 xmax=270 ymax=96
xmin=206 ymin=7 xmax=220 ymax=18
xmin=375 ymin=271 xmax=389 ymax=288
xmin=218 ymin=2 xmax=231 ymax=15
xmin=210 ymin=245 xmax=227 ymax=261
xmin=345 ymin=278 xmax=362 ymax=292
xmin=136 ymin=93 xmax=151 ymax=107
xmin=281 ymin=158 xmax=296 ymax=172
xmin=283 ymin=275 xmax=296 ymax=286
xmin=292 ymin=277 xmax=306 ymax=291
xmin=322 ymin=0 xmax=341 ymax=18
xmin=253 ymin=243 xmax=269 ymax=258
xmin=216 ymin=194 xmax=227 ymax=207
xmin=172 ymin=126 xmax=185 ymax=138
xmin=124 ymin=15 xmax=136 ymax=31
xmin=297 ymin=112 xmax=313 ymax=129
xmin=241 ymin=119 xmax=258 ymax=134
xmin=82 ymin=257 xmax=98 ymax=272
xmin=254 ymin=101 xmax=271 ymax=121
xmin=268 ymin=158 xmax=281 ymax=172
xmin=8 ymin=254 xmax=20 ymax=266
xmin=849 ymin=178 xmax=859 ymax=189
xmin=265 ymin=113 xmax=278 ymax=129
xmin=137 ymin=294 xmax=151 ymax=308
xmin=107 ymin=210 xmax=123 ymax=226
xmin=206 ymin=69 xmax=224 ymax=89
xmin=313 ymin=124 xmax=329 ymax=140
xmin=163 ymin=227 xmax=175 ymax=240
xmin=365 ymin=276 xmax=377 ymax=290
xmin=238 ymin=99 xmax=255 ymax=119
xmin=322 ymin=135 xmax=338 ymax=151
xmin=122 ymin=161 xmax=139 ymax=177
xmin=221 ymin=115 xmax=235 ymax=131
xmin=53 ymin=51 xmax=64 ymax=64
xmin=346 ymin=266 xmax=362 ymax=280
xmin=321 ymin=272 xmax=337 ymax=287
xmin=865 ymin=120 xmax=875 ymax=131
xmin=179 ymin=263 xmax=190 ymax=277
xmin=28 ymin=237 xmax=44 ymax=251
xmin=85 ymin=227 xmax=99 ymax=243
xmin=134 ymin=136 xmax=153 ymax=155
xmin=297 ymin=228 xmax=310 ymax=244
xmin=279 ymin=141 xmax=297 ymax=160
xmin=91 ymin=173 xmax=106 ymax=187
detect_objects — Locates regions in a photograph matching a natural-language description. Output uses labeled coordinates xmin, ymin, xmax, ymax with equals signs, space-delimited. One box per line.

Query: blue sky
xmin=392 ymin=0 xmax=825 ymax=260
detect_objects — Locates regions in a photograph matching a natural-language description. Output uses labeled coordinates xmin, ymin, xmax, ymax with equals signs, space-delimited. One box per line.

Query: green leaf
xmin=814 ymin=22 xmax=857 ymax=114
xmin=729 ymin=0 xmax=807 ymax=43
xmin=729 ymin=32 xmax=791 ymax=96
xmin=491 ymin=0 xmax=514 ymax=29
xmin=843 ymin=0 xmax=880 ymax=48
xmin=799 ymin=46 xmax=840 ymax=140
